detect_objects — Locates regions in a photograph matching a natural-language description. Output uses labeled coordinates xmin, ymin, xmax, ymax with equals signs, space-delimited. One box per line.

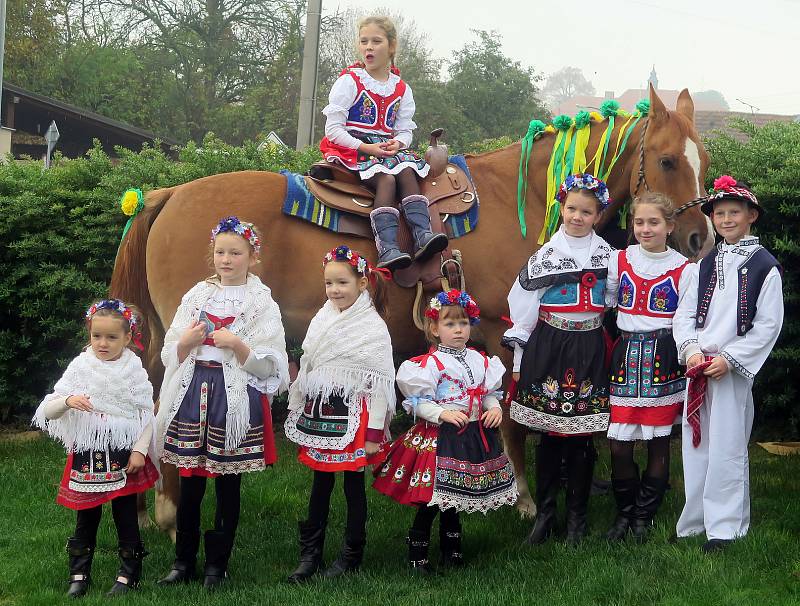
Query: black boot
xmin=439 ymin=519 xmax=465 ymax=567
xmin=400 ymin=195 xmax=449 ymax=261
xmin=106 ymin=541 xmax=147 ymax=596
xmin=526 ymin=436 xmax=562 ymax=545
xmin=66 ymin=538 xmax=94 ymax=598
xmin=322 ymin=531 xmax=365 ymax=578
xmin=565 ymin=438 xmax=595 ymax=546
xmin=370 ymin=207 xmax=412 ymax=271
xmin=158 ymin=529 xmax=200 ymax=584
xmin=630 ymin=475 xmax=669 ymax=542
xmin=203 ymin=530 xmax=234 ymax=590
xmin=407 ymin=528 xmax=433 ymax=574
xmin=606 ymin=475 xmax=639 ymax=542
xmin=287 ymin=521 xmax=326 ymax=583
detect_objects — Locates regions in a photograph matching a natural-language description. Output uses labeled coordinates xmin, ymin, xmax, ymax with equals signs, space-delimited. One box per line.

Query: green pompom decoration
xmin=553 ymin=114 xmax=574 ymax=131
xmin=635 ymin=99 xmax=650 ymax=115
xmin=525 ymin=120 xmax=546 ymax=139
xmin=574 ymin=110 xmax=591 ymax=129
xmin=600 ymin=99 xmax=620 ymax=118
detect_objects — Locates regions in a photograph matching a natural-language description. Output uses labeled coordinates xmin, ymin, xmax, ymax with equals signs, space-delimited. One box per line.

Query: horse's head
xmin=629 ymin=85 xmax=714 ymax=259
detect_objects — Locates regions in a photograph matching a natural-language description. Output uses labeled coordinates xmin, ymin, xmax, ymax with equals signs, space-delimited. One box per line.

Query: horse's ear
xmin=676 ymin=88 xmax=695 ymax=123
xmin=649 ymin=83 xmax=668 ymax=122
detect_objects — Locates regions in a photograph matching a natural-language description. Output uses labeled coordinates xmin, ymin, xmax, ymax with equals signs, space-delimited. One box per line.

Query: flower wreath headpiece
xmin=556 ymin=173 xmax=611 ymax=209
xmin=211 ymin=216 xmax=261 ymax=254
xmin=85 ymin=299 xmax=144 ymax=351
xmin=322 ymin=245 xmax=391 ymax=283
xmin=424 ymin=289 xmax=481 ymax=325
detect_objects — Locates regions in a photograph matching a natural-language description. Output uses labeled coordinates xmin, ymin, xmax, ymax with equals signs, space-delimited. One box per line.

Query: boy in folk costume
xmin=673 ymin=176 xmax=783 ymax=552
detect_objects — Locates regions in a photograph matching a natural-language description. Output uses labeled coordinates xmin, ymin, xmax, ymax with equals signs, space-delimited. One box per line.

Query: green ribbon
xmin=516 ymin=120 xmax=546 ymax=238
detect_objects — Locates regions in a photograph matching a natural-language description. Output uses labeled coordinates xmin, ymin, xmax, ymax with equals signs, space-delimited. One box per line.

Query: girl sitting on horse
xmin=503 ymin=173 xmax=614 ymax=546
xmin=604 ymin=193 xmax=691 ymax=542
xmin=156 ymin=216 xmax=289 ymax=589
xmin=33 ymin=299 xmax=159 ymax=597
xmin=319 ymin=15 xmax=448 ymax=271
xmin=284 ymin=245 xmax=395 ymax=582
xmin=374 ymin=290 xmax=517 ymax=573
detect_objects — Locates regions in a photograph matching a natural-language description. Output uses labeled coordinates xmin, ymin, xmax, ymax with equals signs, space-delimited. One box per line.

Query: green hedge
xmin=705 ymin=119 xmax=800 ymax=438
xmin=0 ymin=135 xmax=319 ymax=423
xmin=2 ymin=125 xmax=798 ymax=438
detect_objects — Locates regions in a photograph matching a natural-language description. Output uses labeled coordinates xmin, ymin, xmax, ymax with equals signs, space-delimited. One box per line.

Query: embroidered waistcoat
xmin=617 ymin=250 xmax=688 ymax=318
xmin=344 ymin=70 xmax=406 ymax=132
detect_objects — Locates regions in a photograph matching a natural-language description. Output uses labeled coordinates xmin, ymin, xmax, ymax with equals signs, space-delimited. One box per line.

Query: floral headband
xmin=424 ymin=289 xmax=481 ymax=325
xmin=85 ymin=299 xmax=144 ymax=350
xmin=556 ymin=173 xmax=611 ymax=209
xmin=211 ymin=216 xmax=261 ymax=254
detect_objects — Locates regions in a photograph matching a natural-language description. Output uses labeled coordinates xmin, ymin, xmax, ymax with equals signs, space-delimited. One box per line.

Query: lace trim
xmin=625 ymin=245 xmax=688 ymax=277
xmin=350 ymin=68 xmax=400 ymax=96
xmin=678 ymin=338 xmax=699 ymax=356
xmin=283 ymin=405 xmax=361 ymax=450
xmin=721 ymin=352 xmax=754 ymax=380
xmin=428 ymin=484 xmax=519 ymax=515
xmin=357 ymin=160 xmax=429 ymax=180
xmin=510 ymin=402 xmax=609 ymax=433
xmin=500 ymin=335 xmax=527 ymax=350
xmin=160 ymin=451 xmax=265 ymax=474
xmin=609 ymin=392 xmax=686 ymax=408
xmin=606 ymin=423 xmax=675 ymax=441
xmin=68 ymin=477 xmax=127 ymax=493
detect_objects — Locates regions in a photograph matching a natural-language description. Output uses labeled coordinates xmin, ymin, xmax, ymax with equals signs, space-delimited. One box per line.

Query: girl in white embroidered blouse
xmin=156 ymin=216 xmax=289 ymax=589
xmin=318 ymin=15 xmax=447 ymax=271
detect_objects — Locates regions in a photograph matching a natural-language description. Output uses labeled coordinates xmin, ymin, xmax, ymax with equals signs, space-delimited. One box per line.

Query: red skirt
xmin=373 ymin=422 xmax=439 ymax=506
xmin=57 ymin=453 xmax=159 ymax=511
xmin=298 ymin=404 xmax=387 ymax=472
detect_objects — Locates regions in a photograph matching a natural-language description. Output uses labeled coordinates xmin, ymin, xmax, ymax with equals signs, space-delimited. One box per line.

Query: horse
xmin=111 ymin=86 xmax=711 ymax=534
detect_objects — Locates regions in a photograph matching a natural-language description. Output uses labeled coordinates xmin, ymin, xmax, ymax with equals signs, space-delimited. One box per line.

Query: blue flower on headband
xmin=556 ymin=173 xmax=611 ymax=209
xmin=211 ymin=216 xmax=261 ymax=254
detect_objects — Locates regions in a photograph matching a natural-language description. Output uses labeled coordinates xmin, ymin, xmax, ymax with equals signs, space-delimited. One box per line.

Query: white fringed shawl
xmin=288 ymin=291 xmax=395 ymax=422
xmin=33 ymin=348 xmax=154 ymax=453
xmin=157 ymin=274 xmax=290 ymax=452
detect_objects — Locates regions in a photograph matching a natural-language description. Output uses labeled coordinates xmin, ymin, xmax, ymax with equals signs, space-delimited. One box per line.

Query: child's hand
xmin=359 ymin=143 xmax=390 ymax=158
xmin=365 ymin=441 xmax=381 ymax=456
xmin=512 ymin=372 xmax=520 ymax=382
xmin=179 ymin=321 xmax=207 ymax=349
xmin=481 ymin=407 xmax=503 ymax=428
xmin=126 ymin=451 xmax=145 ymax=474
xmin=687 ymin=353 xmax=705 ymax=369
xmin=439 ymin=409 xmax=469 ymax=428
xmin=379 ymin=139 xmax=402 ymax=155
xmin=703 ymin=356 xmax=730 ymax=379
xmin=66 ymin=395 xmax=93 ymax=412
xmin=210 ymin=328 xmax=241 ymax=350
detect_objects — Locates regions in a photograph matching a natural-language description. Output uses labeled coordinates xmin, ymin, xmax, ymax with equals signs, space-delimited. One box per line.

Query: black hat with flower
xmin=701 ymin=175 xmax=764 ymax=221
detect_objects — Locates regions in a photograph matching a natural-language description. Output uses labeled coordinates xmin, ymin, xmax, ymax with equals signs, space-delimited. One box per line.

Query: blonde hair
xmin=631 ymin=192 xmax=677 ymax=224
xmin=423 ymin=305 xmax=469 ymax=345
xmin=357 ymin=15 xmax=398 ymax=66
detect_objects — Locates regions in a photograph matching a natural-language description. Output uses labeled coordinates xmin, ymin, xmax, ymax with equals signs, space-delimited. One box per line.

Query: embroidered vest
xmin=695 ymin=246 xmax=780 ymax=336
xmin=539 ymin=270 xmax=606 ymax=313
xmin=344 ymin=71 xmax=406 ymax=133
xmin=617 ymin=250 xmax=688 ymax=318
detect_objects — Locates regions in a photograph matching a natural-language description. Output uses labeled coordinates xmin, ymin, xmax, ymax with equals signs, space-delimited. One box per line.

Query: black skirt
xmin=512 ymin=320 xmax=610 ymax=434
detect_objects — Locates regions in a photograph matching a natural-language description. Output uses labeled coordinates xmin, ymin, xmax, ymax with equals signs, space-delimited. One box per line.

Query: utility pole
xmin=0 ymin=0 xmax=7 ymax=123
xmin=296 ymin=0 xmax=322 ymax=150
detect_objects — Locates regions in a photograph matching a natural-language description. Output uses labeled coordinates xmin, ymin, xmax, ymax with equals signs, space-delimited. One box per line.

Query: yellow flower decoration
xmin=120 ymin=189 xmax=143 ymax=216
xmin=589 ymin=111 xmax=604 ymax=122
xmin=544 ymin=125 xmax=557 ymax=134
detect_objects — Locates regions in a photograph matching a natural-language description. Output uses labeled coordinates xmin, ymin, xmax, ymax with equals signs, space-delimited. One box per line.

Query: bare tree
xmin=542 ymin=66 xmax=595 ymax=109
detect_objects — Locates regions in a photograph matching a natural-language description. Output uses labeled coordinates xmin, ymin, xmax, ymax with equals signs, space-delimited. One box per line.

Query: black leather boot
xmin=400 ymin=195 xmax=449 ymax=261
xmin=287 ymin=521 xmax=326 ymax=583
xmin=631 ymin=475 xmax=669 ymax=542
xmin=439 ymin=517 xmax=465 ymax=567
xmin=106 ymin=541 xmax=147 ymax=596
xmin=606 ymin=474 xmax=640 ymax=542
xmin=158 ymin=529 xmax=200 ymax=584
xmin=66 ymin=538 xmax=94 ymax=598
xmin=203 ymin=530 xmax=234 ymax=590
xmin=407 ymin=528 xmax=433 ymax=574
xmin=322 ymin=530 xmax=365 ymax=578
xmin=526 ymin=436 xmax=562 ymax=545
xmin=565 ymin=438 xmax=595 ymax=546
xmin=370 ymin=207 xmax=413 ymax=271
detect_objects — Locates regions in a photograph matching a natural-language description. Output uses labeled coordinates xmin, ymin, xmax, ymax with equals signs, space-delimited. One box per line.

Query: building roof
xmin=552 ymin=88 xmax=730 ymax=117
xmin=695 ymin=110 xmax=797 ymax=140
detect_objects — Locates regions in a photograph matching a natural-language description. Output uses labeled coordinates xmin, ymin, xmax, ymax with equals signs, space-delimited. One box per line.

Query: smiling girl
xmin=503 ymin=173 xmax=614 ymax=546
xmin=285 ymin=245 xmax=395 ymax=582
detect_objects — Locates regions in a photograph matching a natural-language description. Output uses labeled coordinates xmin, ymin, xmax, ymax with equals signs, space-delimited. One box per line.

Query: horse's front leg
xmin=500 ymin=414 xmax=536 ymax=518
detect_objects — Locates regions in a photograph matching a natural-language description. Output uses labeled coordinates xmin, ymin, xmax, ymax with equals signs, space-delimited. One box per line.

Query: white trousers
xmin=676 ymin=370 xmax=754 ymax=540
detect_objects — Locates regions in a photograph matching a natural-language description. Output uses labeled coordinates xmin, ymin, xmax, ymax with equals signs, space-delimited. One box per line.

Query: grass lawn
xmin=1 ymin=432 xmax=799 ymax=606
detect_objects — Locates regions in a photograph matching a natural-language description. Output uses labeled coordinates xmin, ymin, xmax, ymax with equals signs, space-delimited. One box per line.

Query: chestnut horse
xmin=111 ymin=87 xmax=711 ymax=534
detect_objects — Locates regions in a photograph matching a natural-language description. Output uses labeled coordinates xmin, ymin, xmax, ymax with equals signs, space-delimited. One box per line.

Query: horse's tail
xmin=109 ymin=187 xmax=175 ymax=393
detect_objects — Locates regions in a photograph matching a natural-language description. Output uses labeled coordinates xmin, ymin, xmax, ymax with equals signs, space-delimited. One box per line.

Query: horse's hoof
xmin=516 ymin=499 xmax=537 ymax=519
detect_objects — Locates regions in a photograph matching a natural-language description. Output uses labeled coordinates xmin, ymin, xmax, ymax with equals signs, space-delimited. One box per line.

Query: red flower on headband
xmin=713 ymin=175 xmax=738 ymax=191
xmin=581 ymin=272 xmax=598 ymax=288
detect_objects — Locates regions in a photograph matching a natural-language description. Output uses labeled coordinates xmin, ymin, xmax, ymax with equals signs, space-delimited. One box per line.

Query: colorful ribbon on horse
xmin=517 ymin=120 xmax=547 ymax=238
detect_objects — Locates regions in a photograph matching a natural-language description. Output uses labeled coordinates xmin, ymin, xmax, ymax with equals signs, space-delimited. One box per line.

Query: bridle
xmin=631 ymin=116 xmax=707 ymax=215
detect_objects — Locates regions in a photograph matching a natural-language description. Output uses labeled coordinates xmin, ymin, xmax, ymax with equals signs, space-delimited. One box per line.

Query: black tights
xmin=411 ymin=505 xmax=460 ymax=535
xmin=609 ymin=435 xmax=671 ymax=481
xmin=364 ymin=167 xmax=420 ymax=208
xmin=307 ymin=470 xmax=367 ymax=537
xmin=74 ymin=494 xmax=140 ymax=545
xmin=177 ymin=475 xmax=242 ymax=535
